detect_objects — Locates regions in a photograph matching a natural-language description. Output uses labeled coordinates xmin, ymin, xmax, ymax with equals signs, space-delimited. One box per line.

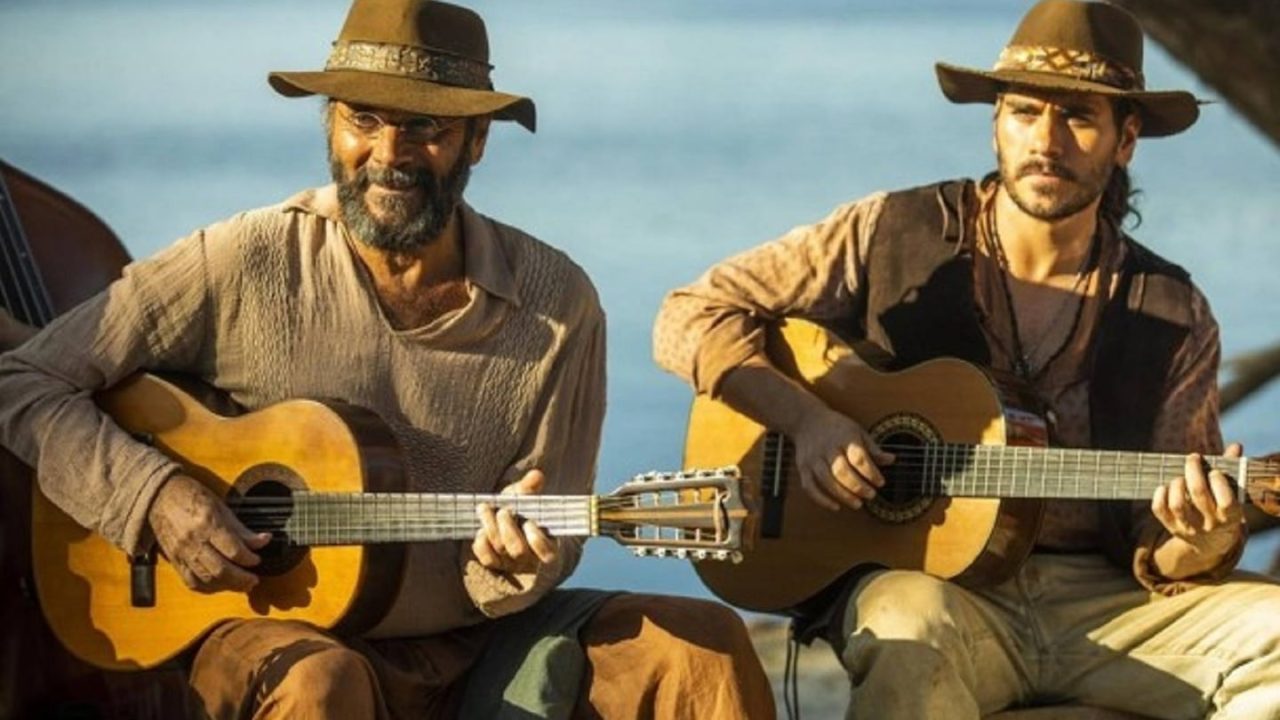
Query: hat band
xmin=325 ymin=40 xmax=492 ymax=90
xmin=993 ymin=45 xmax=1144 ymax=91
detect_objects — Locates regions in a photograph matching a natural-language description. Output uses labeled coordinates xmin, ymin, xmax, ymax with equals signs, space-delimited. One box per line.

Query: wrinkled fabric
xmin=0 ymin=186 xmax=606 ymax=636
xmin=652 ymin=181 xmax=1236 ymax=592
xmin=190 ymin=593 xmax=776 ymax=720
xmin=837 ymin=556 xmax=1280 ymax=720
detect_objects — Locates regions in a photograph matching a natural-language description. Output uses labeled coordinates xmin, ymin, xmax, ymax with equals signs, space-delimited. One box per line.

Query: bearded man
xmin=653 ymin=1 xmax=1280 ymax=718
xmin=0 ymin=1 xmax=773 ymax=717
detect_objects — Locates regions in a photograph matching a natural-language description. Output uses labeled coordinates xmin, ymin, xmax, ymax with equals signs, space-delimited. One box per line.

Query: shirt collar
xmin=283 ymin=185 xmax=522 ymax=307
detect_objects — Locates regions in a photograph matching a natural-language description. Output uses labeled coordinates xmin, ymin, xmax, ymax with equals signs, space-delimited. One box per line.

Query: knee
xmin=595 ymin=594 xmax=753 ymax=654
xmin=849 ymin=570 xmax=961 ymax=641
xmin=270 ymin=645 xmax=378 ymax=712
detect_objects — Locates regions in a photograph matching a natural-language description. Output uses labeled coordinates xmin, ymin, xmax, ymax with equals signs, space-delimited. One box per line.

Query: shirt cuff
xmin=1131 ymin=520 xmax=1247 ymax=596
xmin=459 ymin=540 xmax=571 ymax=618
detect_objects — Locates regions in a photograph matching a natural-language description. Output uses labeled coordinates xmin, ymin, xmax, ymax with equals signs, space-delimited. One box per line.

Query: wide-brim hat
xmin=269 ymin=0 xmax=535 ymax=132
xmin=935 ymin=0 xmax=1201 ymax=137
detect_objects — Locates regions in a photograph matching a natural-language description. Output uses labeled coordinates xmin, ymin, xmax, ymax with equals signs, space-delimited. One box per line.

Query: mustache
xmin=358 ymin=164 xmax=433 ymax=191
xmin=1016 ymin=159 xmax=1077 ymax=182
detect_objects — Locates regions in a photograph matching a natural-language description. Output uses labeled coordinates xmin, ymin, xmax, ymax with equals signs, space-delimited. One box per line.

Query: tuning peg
xmin=674 ymin=549 xmax=689 ymax=559
xmin=632 ymin=547 xmax=650 ymax=557
xmin=693 ymin=550 xmax=709 ymax=561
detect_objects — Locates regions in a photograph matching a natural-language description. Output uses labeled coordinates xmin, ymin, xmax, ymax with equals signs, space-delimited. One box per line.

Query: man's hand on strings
xmin=473 ymin=468 xmax=558 ymax=574
xmin=792 ymin=407 xmax=895 ymax=512
xmin=148 ymin=474 xmax=272 ymax=593
xmin=1152 ymin=442 xmax=1246 ymax=560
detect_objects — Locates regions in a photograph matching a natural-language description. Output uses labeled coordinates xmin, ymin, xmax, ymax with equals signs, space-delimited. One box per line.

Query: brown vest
xmin=851 ymin=179 xmax=1195 ymax=452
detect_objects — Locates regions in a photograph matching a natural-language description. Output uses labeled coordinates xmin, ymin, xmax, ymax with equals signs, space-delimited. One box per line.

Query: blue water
xmin=3 ymin=0 xmax=1278 ymax=601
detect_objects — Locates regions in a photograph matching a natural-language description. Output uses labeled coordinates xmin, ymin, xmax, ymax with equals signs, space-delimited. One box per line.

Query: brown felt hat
xmin=935 ymin=0 xmax=1201 ymax=137
xmin=269 ymin=0 xmax=535 ymax=132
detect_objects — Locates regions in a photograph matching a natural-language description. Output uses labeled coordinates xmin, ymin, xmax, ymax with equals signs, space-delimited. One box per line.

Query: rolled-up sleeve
xmin=460 ymin=301 xmax=607 ymax=618
xmin=1130 ymin=287 xmax=1241 ymax=594
xmin=652 ymin=193 xmax=885 ymax=397
xmin=0 ymin=230 xmax=212 ymax=555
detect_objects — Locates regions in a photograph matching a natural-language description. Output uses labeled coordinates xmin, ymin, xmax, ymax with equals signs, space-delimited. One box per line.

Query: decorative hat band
xmin=993 ymin=44 xmax=1144 ymax=91
xmin=325 ymin=40 xmax=492 ymax=90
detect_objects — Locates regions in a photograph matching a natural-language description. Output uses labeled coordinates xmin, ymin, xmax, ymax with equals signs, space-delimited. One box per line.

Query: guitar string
xmin=763 ymin=445 xmax=1276 ymax=496
xmin=223 ymin=494 xmax=712 ymax=539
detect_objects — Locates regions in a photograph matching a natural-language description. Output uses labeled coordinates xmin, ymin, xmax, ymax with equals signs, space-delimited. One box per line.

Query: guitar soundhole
xmin=228 ymin=472 xmax=308 ymax=577
xmin=867 ymin=414 xmax=938 ymax=524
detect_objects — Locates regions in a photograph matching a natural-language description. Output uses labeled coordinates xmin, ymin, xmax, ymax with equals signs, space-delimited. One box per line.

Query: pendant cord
xmin=983 ymin=204 xmax=1097 ymax=381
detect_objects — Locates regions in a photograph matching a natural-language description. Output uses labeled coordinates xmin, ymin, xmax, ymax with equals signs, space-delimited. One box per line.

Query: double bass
xmin=0 ymin=160 xmax=188 ymax=718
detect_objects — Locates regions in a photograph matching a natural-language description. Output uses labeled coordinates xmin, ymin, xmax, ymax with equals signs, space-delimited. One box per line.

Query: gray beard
xmin=331 ymin=146 xmax=472 ymax=253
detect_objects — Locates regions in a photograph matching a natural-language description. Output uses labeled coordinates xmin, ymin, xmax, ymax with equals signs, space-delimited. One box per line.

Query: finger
xmin=800 ymin=468 xmax=842 ymax=512
xmin=1207 ymin=470 xmax=1239 ymax=526
xmin=211 ymin=556 xmax=260 ymax=593
xmin=1182 ymin=459 xmax=1218 ymax=531
xmin=505 ymin=469 xmax=546 ymax=497
xmin=195 ymin=544 xmax=258 ymax=592
xmin=1225 ymin=442 xmax=1244 ymax=459
xmin=865 ymin=435 xmax=896 ymax=469
xmin=477 ymin=503 xmax=502 ymax=544
xmin=1166 ymin=477 xmax=1198 ymax=537
xmin=1151 ymin=485 xmax=1175 ymax=530
xmin=846 ymin=445 xmax=885 ymax=491
xmin=471 ymin=529 xmax=501 ymax=567
xmin=473 ymin=520 xmax=506 ymax=566
xmin=496 ymin=508 xmax=529 ymax=561
xmin=172 ymin=561 xmax=205 ymax=592
xmin=826 ymin=457 xmax=869 ymax=507
xmin=522 ymin=521 xmax=558 ymax=564
xmin=209 ymin=526 xmax=263 ymax=568
xmin=184 ymin=549 xmax=218 ymax=591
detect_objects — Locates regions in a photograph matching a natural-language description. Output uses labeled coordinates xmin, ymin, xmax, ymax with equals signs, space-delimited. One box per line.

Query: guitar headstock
xmin=1246 ymin=453 xmax=1280 ymax=518
xmin=600 ymin=467 xmax=753 ymax=562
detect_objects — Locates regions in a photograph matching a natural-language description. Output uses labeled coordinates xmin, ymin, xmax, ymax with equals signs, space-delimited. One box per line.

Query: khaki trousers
xmin=836 ymin=554 xmax=1280 ymax=720
xmin=189 ymin=593 xmax=775 ymax=719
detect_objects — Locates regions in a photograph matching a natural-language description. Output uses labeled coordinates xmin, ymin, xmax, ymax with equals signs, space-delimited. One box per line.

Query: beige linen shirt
xmin=0 ymin=186 xmax=606 ymax=636
xmin=653 ymin=182 xmax=1236 ymax=592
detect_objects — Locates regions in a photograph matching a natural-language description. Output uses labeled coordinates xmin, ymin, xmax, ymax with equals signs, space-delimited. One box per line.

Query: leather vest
xmin=850 ymin=179 xmax=1195 ymax=453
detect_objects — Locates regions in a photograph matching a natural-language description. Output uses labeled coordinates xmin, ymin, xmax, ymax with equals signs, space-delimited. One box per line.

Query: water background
xmin=3 ymin=0 xmax=1278 ymax=602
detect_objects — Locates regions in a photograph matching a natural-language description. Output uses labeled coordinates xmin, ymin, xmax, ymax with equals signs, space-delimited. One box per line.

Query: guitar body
xmin=33 ymin=374 xmax=405 ymax=671
xmin=685 ymin=319 xmax=1048 ymax=614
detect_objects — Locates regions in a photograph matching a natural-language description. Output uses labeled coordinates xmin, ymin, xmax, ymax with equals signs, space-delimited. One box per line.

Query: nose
xmin=1028 ymin=109 xmax=1067 ymax=157
xmin=369 ymin=125 xmax=416 ymax=167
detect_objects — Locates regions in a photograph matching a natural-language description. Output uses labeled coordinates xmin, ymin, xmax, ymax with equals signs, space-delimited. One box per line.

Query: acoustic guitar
xmin=33 ymin=373 xmax=749 ymax=671
xmin=684 ymin=319 xmax=1280 ymax=614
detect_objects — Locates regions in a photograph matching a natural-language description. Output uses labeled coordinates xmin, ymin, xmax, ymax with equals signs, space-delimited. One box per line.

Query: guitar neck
xmin=242 ymin=493 xmax=597 ymax=546
xmin=891 ymin=445 xmax=1269 ymax=502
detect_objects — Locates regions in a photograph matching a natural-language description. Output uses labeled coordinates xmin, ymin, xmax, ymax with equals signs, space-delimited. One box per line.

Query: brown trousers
xmin=190 ymin=593 xmax=775 ymax=719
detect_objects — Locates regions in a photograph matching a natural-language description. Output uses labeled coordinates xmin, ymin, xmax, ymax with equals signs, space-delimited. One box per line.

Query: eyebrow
xmin=1005 ymin=96 xmax=1100 ymax=117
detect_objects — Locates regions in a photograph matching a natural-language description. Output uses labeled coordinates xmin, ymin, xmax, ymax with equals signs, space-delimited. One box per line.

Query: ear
xmin=468 ymin=116 xmax=492 ymax=166
xmin=1116 ymin=111 xmax=1141 ymax=168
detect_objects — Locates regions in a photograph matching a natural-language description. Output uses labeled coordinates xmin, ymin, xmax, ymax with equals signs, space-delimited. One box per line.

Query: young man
xmin=0 ymin=1 xmax=772 ymax=717
xmin=654 ymin=1 xmax=1280 ymax=717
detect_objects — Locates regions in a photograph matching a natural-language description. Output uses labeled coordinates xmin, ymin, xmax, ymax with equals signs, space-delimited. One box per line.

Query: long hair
xmin=1102 ymin=99 xmax=1142 ymax=230
xmin=991 ymin=94 xmax=1143 ymax=230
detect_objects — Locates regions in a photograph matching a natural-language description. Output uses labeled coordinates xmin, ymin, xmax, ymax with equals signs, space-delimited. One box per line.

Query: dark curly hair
xmin=1100 ymin=99 xmax=1142 ymax=231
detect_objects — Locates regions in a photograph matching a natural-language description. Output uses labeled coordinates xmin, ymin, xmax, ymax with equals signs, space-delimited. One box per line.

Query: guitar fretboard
xmin=882 ymin=444 xmax=1270 ymax=501
xmin=234 ymin=493 xmax=596 ymax=545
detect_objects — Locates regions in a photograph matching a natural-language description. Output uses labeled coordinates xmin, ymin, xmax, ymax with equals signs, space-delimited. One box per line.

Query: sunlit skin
xmin=143 ymin=102 xmax=555 ymax=593
xmin=718 ymin=87 xmax=1244 ymax=580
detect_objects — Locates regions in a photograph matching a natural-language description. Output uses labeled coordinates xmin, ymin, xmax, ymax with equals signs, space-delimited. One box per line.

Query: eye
xmin=401 ymin=117 xmax=446 ymax=140
xmin=346 ymin=111 xmax=383 ymax=133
